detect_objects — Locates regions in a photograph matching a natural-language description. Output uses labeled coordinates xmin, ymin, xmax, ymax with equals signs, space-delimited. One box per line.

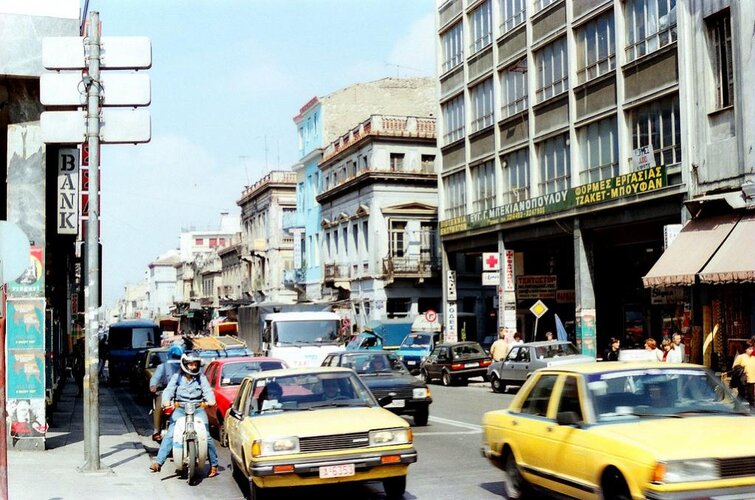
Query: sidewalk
xmin=8 ymin=377 xmax=171 ymax=500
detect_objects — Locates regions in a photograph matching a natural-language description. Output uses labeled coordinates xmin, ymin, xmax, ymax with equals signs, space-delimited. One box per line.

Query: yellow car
xmin=226 ymin=367 xmax=417 ymax=498
xmin=481 ymin=362 xmax=755 ymax=499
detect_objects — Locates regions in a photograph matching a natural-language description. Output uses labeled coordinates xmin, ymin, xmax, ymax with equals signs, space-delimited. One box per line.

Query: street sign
xmin=424 ymin=309 xmax=438 ymax=323
xmin=482 ymin=271 xmax=500 ymax=286
xmin=57 ymin=148 xmax=79 ymax=235
xmin=482 ymin=252 xmax=500 ymax=271
xmin=100 ymin=108 xmax=151 ymax=143
xmin=41 ymin=72 xmax=151 ymax=106
xmin=446 ymin=270 xmax=457 ymax=301
xmin=43 ymin=36 xmax=152 ymax=70
xmin=41 ymin=110 xmax=87 ymax=143
xmin=530 ymin=300 xmax=548 ymax=319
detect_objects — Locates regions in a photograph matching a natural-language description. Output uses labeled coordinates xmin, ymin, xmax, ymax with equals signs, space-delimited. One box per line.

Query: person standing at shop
xmin=602 ymin=337 xmax=621 ymax=361
xmin=733 ymin=341 xmax=755 ymax=408
xmin=490 ymin=329 xmax=510 ymax=361
xmin=671 ymin=333 xmax=686 ymax=362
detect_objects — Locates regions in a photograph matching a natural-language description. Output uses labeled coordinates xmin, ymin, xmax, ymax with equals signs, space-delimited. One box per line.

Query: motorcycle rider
xmin=150 ymin=351 xmax=219 ymax=478
xmin=149 ymin=344 xmax=184 ymax=442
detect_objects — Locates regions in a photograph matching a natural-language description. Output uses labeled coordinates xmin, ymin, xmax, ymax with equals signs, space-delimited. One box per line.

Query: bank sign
xmin=441 ymin=165 xmax=666 ymax=236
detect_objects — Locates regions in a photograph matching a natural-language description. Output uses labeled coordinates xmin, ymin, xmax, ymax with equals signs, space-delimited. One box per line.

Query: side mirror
xmin=556 ymin=411 xmax=581 ymax=426
xmin=229 ymin=408 xmax=242 ymax=420
xmin=377 ymin=395 xmax=394 ymax=407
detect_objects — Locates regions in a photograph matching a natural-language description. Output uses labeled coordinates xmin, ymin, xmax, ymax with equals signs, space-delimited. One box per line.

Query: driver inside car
xmin=322 ymin=378 xmax=342 ymax=400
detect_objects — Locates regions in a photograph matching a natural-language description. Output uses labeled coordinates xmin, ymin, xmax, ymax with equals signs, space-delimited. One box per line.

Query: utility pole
xmin=83 ymin=10 xmax=101 ymax=472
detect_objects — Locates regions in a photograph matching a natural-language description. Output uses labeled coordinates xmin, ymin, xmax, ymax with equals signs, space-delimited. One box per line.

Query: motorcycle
xmin=166 ymin=401 xmax=209 ymax=485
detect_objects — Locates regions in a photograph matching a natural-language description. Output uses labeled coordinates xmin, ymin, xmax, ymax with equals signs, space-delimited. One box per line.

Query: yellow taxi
xmin=481 ymin=362 xmax=755 ymax=499
xmin=225 ymin=367 xmax=416 ymax=498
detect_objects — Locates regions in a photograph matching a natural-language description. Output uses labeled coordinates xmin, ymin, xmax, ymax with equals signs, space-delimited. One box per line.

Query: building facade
xmin=146 ymin=250 xmax=179 ymax=318
xmin=317 ymin=114 xmax=441 ymax=327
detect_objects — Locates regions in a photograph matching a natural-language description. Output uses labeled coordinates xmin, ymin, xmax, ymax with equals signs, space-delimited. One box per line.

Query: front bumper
xmin=646 ymin=483 xmax=755 ymax=500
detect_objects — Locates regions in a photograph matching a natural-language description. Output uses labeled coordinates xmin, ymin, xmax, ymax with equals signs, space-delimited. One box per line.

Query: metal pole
xmin=83 ymin=10 xmax=101 ymax=472
xmin=0 ymin=279 xmax=8 ymax=500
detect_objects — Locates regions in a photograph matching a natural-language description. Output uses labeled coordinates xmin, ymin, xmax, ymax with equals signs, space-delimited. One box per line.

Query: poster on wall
xmin=7 ymin=246 xmax=44 ymax=296
xmin=7 ymin=398 xmax=47 ymax=438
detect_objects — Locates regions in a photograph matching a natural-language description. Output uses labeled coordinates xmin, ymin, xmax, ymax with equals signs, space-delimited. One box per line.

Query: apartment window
xmin=630 ymin=94 xmax=681 ymax=167
xmin=471 ymin=78 xmax=494 ymax=132
xmin=362 ymin=221 xmax=369 ymax=257
xmin=625 ymin=0 xmax=677 ymax=62
xmin=536 ymin=37 xmax=568 ymax=102
xmin=442 ymin=22 xmax=464 ymax=73
xmin=472 ymin=161 xmax=496 ymax=212
xmin=470 ymin=0 xmax=492 ymax=55
xmin=390 ymin=153 xmax=405 ymax=171
xmin=421 ymin=154 xmax=436 ymax=173
xmin=324 ymin=232 xmax=331 ymax=261
xmin=195 ymin=238 xmax=203 ymax=245
xmin=420 ymin=221 xmax=435 ymax=262
xmin=443 ymin=170 xmax=467 ymax=219
xmin=579 ymin=116 xmax=618 ymax=184
xmin=334 ymin=230 xmax=339 ymax=258
xmin=538 ymin=134 xmax=571 ymax=194
xmin=341 ymin=227 xmax=348 ymax=257
xmin=534 ymin=0 xmax=555 ymax=14
xmin=501 ymin=59 xmax=528 ymax=118
xmin=708 ymin=11 xmax=734 ymax=109
xmin=442 ymin=94 xmax=466 ymax=145
xmin=352 ymin=223 xmax=359 ymax=257
xmin=500 ymin=0 xmax=525 ymax=34
xmin=577 ymin=12 xmax=615 ymax=84
xmin=502 ymin=148 xmax=530 ymax=204
xmin=390 ymin=221 xmax=407 ymax=258
xmin=209 ymin=238 xmax=218 ymax=248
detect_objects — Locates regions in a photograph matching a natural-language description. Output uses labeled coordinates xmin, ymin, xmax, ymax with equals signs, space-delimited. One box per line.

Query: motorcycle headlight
xmin=369 ymin=428 xmax=412 ymax=446
xmin=412 ymin=388 xmax=428 ymax=399
xmin=654 ymin=460 xmax=719 ymax=483
xmin=252 ymin=437 xmax=300 ymax=457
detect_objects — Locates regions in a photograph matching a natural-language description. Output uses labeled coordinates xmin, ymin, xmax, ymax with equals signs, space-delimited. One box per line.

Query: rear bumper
xmin=451 ymin=367 xmax=488 ymax=378
xmin=386 ymin=400 xmax=431 ymax=416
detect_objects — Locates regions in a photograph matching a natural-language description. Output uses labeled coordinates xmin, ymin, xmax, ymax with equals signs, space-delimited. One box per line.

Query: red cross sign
xmin=483 ymin=252 xmax=500 ymax=271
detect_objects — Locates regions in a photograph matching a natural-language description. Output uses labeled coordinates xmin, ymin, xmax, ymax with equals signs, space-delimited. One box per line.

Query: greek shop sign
xmin=440 ymin=165 xmax=666 ymax=236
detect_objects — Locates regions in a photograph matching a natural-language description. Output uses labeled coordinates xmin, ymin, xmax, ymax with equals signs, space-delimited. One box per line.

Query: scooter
xmin=167 ymin=401 xmax=209 ymax=485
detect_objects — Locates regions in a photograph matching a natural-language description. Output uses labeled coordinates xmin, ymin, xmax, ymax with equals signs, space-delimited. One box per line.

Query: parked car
xmin=107 ymin=320 xmax=160 ymax=384
xmin=203 ymin=356 xmax=286 ymax=446
xmin=482 ymin=362 xmax=755 ymax=499
xmin=322 ymin=350 xmax=432 ymax=425
xmin=420 ymin=342 xmax=492 ymax=386
xmin=487 ymin=340 xmax=594 ymax=393
xmin=131 ymin=347 xmax=168 ymax=401
xmin=394 ymin=332 xmax=439 ymax=375
xmin=225 ymin=367 xmax=417 ymax=498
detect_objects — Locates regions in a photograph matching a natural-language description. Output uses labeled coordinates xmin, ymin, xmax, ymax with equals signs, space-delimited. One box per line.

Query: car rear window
xmin=220 ymin=361 xmax=285 ymax=386
xmin=452 ymin=344 xmax=485 ymax=358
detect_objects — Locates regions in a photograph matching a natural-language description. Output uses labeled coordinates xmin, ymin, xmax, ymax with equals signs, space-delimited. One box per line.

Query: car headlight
xmin=654 ymin=460 xmax=719 ymax=483
xmin=251 ymin=437 xmax=300 ymax=457
xmin=369 ymin=428 xmax=412 ymax=446
xmin=413 ymin=388 xmax=428 ymax=399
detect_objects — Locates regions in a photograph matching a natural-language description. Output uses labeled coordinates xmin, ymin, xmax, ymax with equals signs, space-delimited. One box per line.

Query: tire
xmin=503 ymin=450 xmax=529 ymax=499
xmin=441 ymin=370 xmax=452 ymax=387
xmin=414 ymin=407 xmax=429 ymax=426
xmin=600 ymin=468 xmax=631 ymax=500
xmin=491 ymin=374 xmax=504 ymax=393
xmin=217 ymin=413 xmax=228 ymax=447
xmin=187 ymin=440 xmax=196 ymax=485
xmin=383 ymin=475 xmax=407 ymax=498
xmin=421 ymin=368 xmax=431 ymax=384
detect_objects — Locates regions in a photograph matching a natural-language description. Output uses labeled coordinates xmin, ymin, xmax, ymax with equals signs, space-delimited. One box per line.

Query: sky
xmin=91 ymin=0 xmax=436 ymax=305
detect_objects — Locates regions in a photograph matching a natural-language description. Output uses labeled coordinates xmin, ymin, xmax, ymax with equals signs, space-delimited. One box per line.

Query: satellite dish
xmin=0 ymin=221 xmax=31 ymax=285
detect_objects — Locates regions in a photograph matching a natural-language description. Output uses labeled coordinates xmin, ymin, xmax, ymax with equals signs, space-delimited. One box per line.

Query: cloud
xmin=387 ymin=12 xmax=436 ymax=78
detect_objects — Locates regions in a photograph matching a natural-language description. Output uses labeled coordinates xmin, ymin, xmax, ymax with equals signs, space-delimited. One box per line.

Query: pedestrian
xmin=72 ymin=337 xmax=85 ymax=396
xmin=150 ymin=351 xmax=219 ymax=477
xmin=659 ymin=338 xmax=673 ymax=362
xmin=603 ymin=337 xmax=621 ymax=361
xmin=98 ymin=334 xmax=109 ymax=379
xmin=671 ymin=332 xmax=687 ymax=362
xmin=511 ymin=332 xmax=524 ymax=346
xmin=732 ymin=341 xmax=755 ymax=408
xmin=645 ymin=338 xmax=661 ymax=361
xmin=489 ymin=329 xmax=510 ymax=362
xmin=668 ymin=334 xmax=683 ymax=363
xmin=545 ymin=331 xmax=555 ymax=342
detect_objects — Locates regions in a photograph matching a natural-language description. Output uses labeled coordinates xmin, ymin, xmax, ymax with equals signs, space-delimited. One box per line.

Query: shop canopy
xmin=642 ymin=214 xmax=738 ymax=288
xmin=698 ymin=211 xmax=755 ymax=283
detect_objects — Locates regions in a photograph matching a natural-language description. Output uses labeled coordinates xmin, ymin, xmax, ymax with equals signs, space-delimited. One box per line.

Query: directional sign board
xmin=41 ymin=110 xmax=87 ymax=143
xmin=100 ymin=108 xmax=151 ymax=143
xmin=43 ymin=36 xmax=152 ymax=69
xmin=41 ymin=72 xmax=151 ymax=106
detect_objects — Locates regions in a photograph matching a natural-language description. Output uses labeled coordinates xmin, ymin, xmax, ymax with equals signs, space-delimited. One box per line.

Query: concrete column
xmin=573 ymin=218 xmax=597 ymax=357
xmin=497 ymin=232 xmax=517 ymax=342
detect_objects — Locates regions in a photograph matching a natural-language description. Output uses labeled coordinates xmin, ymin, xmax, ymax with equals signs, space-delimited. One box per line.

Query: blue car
xmin=346 ymin=319 xmax=413 ymax=351
xmin=395 ymin=332 xmax=439 ymax=374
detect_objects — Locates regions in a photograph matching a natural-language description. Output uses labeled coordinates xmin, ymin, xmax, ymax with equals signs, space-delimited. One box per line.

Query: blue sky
xmin=92 ymin=0 xmax=436 ymax=304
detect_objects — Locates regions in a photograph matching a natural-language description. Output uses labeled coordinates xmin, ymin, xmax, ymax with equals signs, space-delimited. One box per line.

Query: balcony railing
xmin=323 ymin=263 xmax=351 ymax=282
xmin=383 ymin=255 xmax=440 ymax=278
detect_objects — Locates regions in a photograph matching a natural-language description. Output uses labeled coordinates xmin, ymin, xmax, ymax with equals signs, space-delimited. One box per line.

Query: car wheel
xmin=421 ymin=368 xmax=432 ymax=384
xmin=441 ymin=370 xmax=452 ymax=386
xmin=218 ymin=415 xmax=228 ymax=448
xmin=600 ymin=468 xmax=631 ymax=500
xmin=383 ymin=475 xmax=407 ymax=498
xmin=503 ymin=450 xmax=529 ymax=499
xmin=491 ymin=374 xmax=504 ymax=393
xmin=414 ymin=407 xmax=429 ymax=426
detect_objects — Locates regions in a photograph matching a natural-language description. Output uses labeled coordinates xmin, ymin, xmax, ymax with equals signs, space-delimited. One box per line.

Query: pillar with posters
xmin=498 ymin=236 xmax=517 ymax=342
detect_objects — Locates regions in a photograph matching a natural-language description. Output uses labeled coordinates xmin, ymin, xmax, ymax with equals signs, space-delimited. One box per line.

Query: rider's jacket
xmin=149 ymin=359 xmax=181 ymax=390
xmin=163 ymin=372 xmax=215 ymax=406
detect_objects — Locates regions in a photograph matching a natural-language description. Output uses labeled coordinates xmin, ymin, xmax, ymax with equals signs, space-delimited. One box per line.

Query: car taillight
xmin=481 ymin=359 xmax=492 ymax=367
xmin=451 ymin=363 xmax=464 ymax=370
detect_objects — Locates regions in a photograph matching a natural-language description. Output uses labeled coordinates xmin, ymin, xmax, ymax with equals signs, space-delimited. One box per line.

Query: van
xmin=347 ymin=319 xmax=413 ymax=351
xmin=107 ymin=319 xmax=160 ymax=384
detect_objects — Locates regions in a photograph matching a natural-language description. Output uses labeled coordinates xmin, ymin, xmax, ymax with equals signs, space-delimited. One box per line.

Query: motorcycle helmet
xmin=180 ymin=352 xmax=202 ymax=376
xmin=168 ymin=344 xmax=184 ymax=360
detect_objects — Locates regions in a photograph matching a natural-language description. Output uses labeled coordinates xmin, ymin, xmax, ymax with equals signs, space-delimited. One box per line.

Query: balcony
xmin=383 ymin=255 xmax=440 ymax=279
xmin=282 ymin=210 xmax=305 ymax=230
xmin=323 ymin=263 xmax=351 ymax=283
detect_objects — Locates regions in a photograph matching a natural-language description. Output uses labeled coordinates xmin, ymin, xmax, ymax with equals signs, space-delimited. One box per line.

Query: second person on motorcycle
xmin=149 ymin=343 xmax=184 ymax=441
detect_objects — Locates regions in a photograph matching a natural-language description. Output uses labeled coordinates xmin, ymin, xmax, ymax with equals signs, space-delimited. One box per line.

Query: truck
xmin=238 ymin=304 xmax=344 ymax=367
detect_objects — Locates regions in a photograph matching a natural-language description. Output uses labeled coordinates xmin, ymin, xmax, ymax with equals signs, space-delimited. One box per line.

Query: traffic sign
xmin=43 ymin=36 xmax=152 ymax=70
xmin=424 ymin=309 xmax=438 ymax=323
xmin=529 ymin=300 xmax=548 ymax=318
xmin=41 ymin=110 xmax=87 ymax=143
xmin=100 ymin=108 xmax=151 ymax=143
xmin=41 ymin=72 xmax=151 ymax=106
xmin=482 ymin=252 xmax=500 ymax=271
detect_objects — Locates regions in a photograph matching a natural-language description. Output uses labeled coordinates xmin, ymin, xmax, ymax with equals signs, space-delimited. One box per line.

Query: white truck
xmin=261 ymin=311 xmax=344 ymax=367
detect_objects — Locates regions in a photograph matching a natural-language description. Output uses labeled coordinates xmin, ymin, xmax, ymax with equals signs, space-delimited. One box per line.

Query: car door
xmin=501 ymin=346 xmax=530 ymax=383
xmin=434 ymin=346 xmax=451 ymax=378
xmin=425 ymin=346 xmax=442 ymax=378
xmin=227 ymin=378 xmax=252 ymax=465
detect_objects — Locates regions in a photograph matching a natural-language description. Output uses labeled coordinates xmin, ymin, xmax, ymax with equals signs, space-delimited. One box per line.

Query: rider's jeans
xmin=155 ymin=407 xmax=218 ymax=467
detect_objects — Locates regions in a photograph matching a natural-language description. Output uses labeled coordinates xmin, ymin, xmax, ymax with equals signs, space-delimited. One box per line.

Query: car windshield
xmin=275 ymin=320 xmax=340 ymax=345
xmin=220 ymin=361 xmax=285 ymax=386
xmin=400 ymin=334 xmax=431 ymax=349
xmin=534 ymin=343 xmax=579 ymax=359
xmin=249 ymin=372 xmax=376 ymax=415
xmin=340 ymin=353 xmax=409 ymax=375
xmin=588 ymin=367 xmax=748 ymax=422
xmin=452 ymin=343 xmax=485 ymax=359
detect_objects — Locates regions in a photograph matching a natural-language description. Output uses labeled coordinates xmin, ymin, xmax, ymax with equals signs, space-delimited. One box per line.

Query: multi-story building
xmin=317 ymin=114 xmax=441 ymax=325
xmin=237 ymin=171 xmax=297 ymax=303
xmin=286 ymin=78 xmax=437 ymax=302
xmin=146 ymin=250 xmax=180 ymax=318
xmin=435 ymin=0 xmax=753 ymax=358
xmin=177 ymin=211 xmax=239 ymax=262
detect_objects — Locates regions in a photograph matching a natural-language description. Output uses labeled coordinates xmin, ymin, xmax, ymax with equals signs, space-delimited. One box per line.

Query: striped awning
xmin=698 ymin=212 xmax=755 ymax=283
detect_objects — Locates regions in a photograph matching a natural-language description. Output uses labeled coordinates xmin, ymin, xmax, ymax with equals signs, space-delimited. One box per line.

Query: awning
xmin=699 ymin=212 xmax=755 ymax=283
xmin=642 ymin=214 xmax=738 ymax=288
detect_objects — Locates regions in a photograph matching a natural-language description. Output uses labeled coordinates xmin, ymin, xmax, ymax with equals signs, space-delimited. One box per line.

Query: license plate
xmin=385 ymin=399 xmax=405 ymax=408
xmin=407 ymin=361 xmax=417 ymax=365
xmin=319 ymin=464 xmax=355 ymax=478
xmin=465 ymin=362 xmax=479 ymax=368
